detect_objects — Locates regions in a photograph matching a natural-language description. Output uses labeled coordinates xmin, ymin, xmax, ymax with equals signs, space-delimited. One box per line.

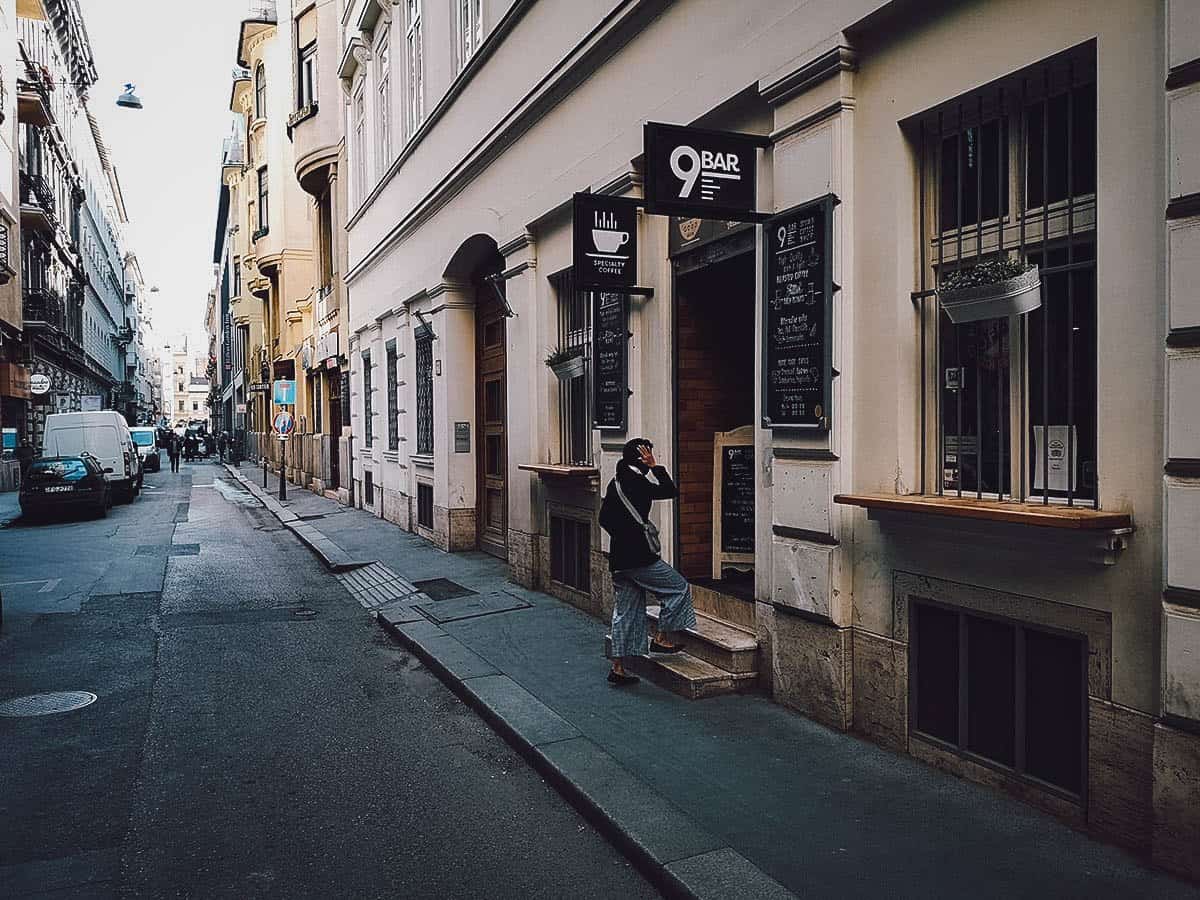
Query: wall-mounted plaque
xmin=762 ymin=195 xmax=836 ymax=430
xmin=454 ymin=421 xmax=471 ymax=453
xmin=592 ymin=292 xmax=628 ymax=431
xmin=573 ymin=193 xmax=638 ymax=291
xmin=644 ymin=122 xmax=768 ymax=221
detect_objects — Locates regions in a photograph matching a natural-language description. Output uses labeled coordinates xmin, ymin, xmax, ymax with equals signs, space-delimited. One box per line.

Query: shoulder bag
xmin=613 ymin=476 xmax=662 ymax=556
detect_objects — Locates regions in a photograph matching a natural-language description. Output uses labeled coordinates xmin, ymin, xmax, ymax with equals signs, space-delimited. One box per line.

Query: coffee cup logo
xmin=592 ymin=210 xmax=629 ymax=255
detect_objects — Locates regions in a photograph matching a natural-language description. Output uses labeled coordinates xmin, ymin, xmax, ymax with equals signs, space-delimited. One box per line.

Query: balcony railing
xmin=115 ymin=324 xmax=134 ymax=345
xmin=20 ymin=171 xmax=56 ymax=223
xmin=23 ymin=284 xmax=64 ymax=329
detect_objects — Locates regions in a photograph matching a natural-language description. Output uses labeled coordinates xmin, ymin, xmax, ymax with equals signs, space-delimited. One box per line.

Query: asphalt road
xmin=0 ymin=458 xmax=658 ymax=899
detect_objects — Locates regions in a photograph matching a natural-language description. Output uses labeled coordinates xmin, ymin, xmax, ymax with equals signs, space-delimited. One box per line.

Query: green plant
xmin=941 ymin=257 xmax=1034 ymax=292
xmin=544 ymin=345 xmax=583 ymax=367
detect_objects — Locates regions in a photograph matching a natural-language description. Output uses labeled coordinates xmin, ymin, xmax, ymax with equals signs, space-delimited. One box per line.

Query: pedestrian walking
xmin=217 ymin=431 xmax=228 ymax=463
xmin=598 ymin=438 xmax=696 ymax=686
xmin=167 ymin=433 xmax=181 ymax=473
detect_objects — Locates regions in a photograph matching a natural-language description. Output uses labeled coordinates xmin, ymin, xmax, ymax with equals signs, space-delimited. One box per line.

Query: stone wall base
xmin=1153 ymin=721 xmax=1200 ymax=882
xmin=381 ymin=488 xmax=411 ymax=531
xmin=431 ymin=505 xmax=476 ymax=552
xmin=768 ymin=610 xmax=852 ymax=731
xmin=508 ymin=528 xmax=537 ymax=589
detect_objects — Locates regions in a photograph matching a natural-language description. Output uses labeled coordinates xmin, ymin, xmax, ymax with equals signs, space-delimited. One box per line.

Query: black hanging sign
xmin=762 ymin=195 xmax=836 ymax=430
xmin=592 ymin=292 xmax=628 ymax=430
xmin=643 ymin=122 xmax=768 ymax=221
xmin=573 ymin=193 xmax=638 ymax=291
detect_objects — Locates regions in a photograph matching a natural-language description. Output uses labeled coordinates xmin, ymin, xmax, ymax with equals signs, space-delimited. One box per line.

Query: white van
xmin=41 ymin=411 xmax=141 ymax=502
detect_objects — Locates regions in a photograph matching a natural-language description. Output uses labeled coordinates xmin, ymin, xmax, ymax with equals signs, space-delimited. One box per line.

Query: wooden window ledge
xmin=834 ymin=492 xmax=1133 ymax=531
xmin=519 ymin=463 xmax=601 ymax=489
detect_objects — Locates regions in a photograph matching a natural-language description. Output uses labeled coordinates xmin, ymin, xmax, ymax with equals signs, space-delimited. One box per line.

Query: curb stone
xmin=222 ymin=464 xmax=366 ymax=572
xmin=377 ymin=608 xmax=796 ymax=900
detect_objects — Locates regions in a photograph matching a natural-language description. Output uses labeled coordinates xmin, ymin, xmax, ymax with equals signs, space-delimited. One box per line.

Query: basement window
xmin=911 ymin=600 xmax=1086 ymax=796
xmin=417 ymin=482 xmax=433 ymax=529
xmin=550 ymin=515 xmax=590 ymax=593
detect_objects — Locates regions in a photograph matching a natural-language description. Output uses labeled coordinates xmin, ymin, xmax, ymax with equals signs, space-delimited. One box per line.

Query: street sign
xmin=573 ymin=193 xmax=639 ymax=291
xmin=29 ymin=373 xmax=51 ymax=395
xmin=273 ymin=379 xmax=296 ymax=405
xmin=236 ymin=402 xmax=247 ymax=414
xmin=643 ymin=122 xmax=768 ymax=221
xmin=273 ymin=410 xmax=295 ymax=438
xmin=80 ymin=395 xmax=102 ymax=411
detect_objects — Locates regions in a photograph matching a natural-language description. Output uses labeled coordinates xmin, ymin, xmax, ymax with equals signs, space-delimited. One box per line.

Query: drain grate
xmin=135 ymin=543 xmax=200 ymax=557
xmin=0 ymin=691 xmax=97 ymax=717
xmin=412 ymin=578 xmax=477 ymax=602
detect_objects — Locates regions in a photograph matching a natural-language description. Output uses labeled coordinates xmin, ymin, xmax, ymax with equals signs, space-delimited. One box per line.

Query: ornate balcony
xmin=20 ymin=171 xmax=56 ymax=233
xmin=23 ymin=284 xmax=64 ymax=330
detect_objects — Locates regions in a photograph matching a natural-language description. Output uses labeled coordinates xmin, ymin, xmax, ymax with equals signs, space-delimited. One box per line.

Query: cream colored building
xmin=337 ymin=0 xmax=1198 ymax=877
xmin=227 ymin=1 xmax=315 ymax=467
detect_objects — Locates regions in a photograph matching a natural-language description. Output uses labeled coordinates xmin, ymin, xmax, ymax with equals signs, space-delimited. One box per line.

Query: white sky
xmin=86 ymin=0 xmax=249 ymax=353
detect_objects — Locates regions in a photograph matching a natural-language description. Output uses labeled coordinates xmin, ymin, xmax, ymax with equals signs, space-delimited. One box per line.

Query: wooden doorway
xmin=476 ymin=276 xmax=507 ymax=559
xmin=327 ymin=370 xmax=341 ymax=490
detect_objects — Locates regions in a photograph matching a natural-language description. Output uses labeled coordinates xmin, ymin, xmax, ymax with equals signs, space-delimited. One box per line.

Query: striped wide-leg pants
xmin=608 ymin=559 xmax=697 ymax=658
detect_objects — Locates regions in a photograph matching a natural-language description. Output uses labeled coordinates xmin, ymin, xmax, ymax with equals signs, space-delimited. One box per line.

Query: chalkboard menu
xmin=720 ymin=444 xmax=755 ymax=554
xmin=592 ymin=292 xmax=628 ymax=430
xmin=762 ymin=195 xmax=835 ymax=430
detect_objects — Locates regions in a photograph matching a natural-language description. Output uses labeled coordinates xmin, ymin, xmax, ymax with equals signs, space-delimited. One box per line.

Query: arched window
xmin=255 ymin=63 xmax=267 ymax=119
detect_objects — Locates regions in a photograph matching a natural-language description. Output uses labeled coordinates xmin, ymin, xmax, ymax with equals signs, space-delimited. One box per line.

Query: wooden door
xmin=328 ymin=371 xmax=341 ymax=489
xmin=477 ymin=289 xmax=507 ymax=559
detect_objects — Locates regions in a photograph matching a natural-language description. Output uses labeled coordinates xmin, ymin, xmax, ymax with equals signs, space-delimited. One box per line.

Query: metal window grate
xmin=550 ymin=514 xmax=590 ymax=592
xmin=364 ymin=470 xmax=374 ymax=506
xmin=551 ymin=269 xmax=592 ymax=465
xmin=914 ymin=43 xmax=1097 ymax=507
xmin=417 ymin=482 xmax=433 ymax=528
xmin=415 ymin=331 xmax=433 ymax=454
xmin=386 ymin=343 xmax=399 ymax=451
xmin=361 ymin=351 xmax=373 ymax=447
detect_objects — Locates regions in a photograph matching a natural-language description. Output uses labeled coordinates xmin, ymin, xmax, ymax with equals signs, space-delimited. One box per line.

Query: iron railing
xmin=19 ymin=171 xmax=55 ymax=219
xmin=551 ymin=268 xmax=592 ymax=466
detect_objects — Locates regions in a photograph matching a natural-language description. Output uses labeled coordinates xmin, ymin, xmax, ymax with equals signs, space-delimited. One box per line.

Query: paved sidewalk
xmin=225 ymin=461 xmax=1197 ymax=899
xmin=0 ymin=489 xmax=20 ymax=527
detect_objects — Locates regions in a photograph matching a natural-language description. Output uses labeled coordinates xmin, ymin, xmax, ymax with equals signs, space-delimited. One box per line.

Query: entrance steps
xmin=605 ymin=582 xmax=761 ymax=700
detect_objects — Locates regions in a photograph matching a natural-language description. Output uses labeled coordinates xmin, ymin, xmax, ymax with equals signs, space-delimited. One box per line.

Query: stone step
xmin=690 ymin=582 xmax=756 ymax=631
xmin=604 ymin=636 xmax=758 ymax=700
xmin=646 ymin=606 xmax=759 ymax=674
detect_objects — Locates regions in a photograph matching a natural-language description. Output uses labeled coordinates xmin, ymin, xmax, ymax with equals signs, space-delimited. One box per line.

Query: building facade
xmin=332 ymin=0 xmax=1200 ymax=879
xmin=0 ymin=0 xmax=24 ymax=462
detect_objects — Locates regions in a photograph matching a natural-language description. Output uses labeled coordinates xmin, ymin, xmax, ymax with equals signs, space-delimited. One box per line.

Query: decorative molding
xmin=761 ymin=45 xmax=858 ymax=107
xmin=773 ymin=446 xmax=838 ymax=461
xmin=1165 ymin=459 xmax=1200 ymax=478
xmin=596 ymin=169 xmax=641 ymax=198
xmin=770 ymin=98 xmax=854 ymax=145
xmin=1166 ymin=326 xmax=1200 ymax=349
xmin=1166 ymin=58 xmax=1200 ymax=91
xmin=772 ymin=524 xmax=839 ymax=546
xmin=344 ymin=0 xmax=671 ymax=283
xmin=338 ymin=36 xmax=371 ymax=90
xmin=1167 ymin=192 xmax=1200 ymax=220
xmin=1164 ymin=586 xmax=1200 ymax=610
xmin=498 ymin=231 xmax=535 ymax=258
xmin=501 ymin=260 xmax=535 ymax=281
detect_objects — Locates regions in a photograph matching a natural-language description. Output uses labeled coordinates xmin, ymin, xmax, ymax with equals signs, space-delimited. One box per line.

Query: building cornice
xmin=760 ymin=44 xmax=857 ymax=107
xmin=344 ymin=0 xmax=670 ymax=285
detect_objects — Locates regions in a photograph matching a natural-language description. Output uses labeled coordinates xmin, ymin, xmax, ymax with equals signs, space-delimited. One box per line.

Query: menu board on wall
xmin=762 ymin=195 xmax=835 ymax=430
xmin=720 ymin=444 xmax=755 ymax=554
xmin=592 ymin=292 xmax=628 ymax=431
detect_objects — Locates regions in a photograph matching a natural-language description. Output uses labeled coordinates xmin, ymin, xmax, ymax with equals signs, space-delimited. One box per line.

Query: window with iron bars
xmin=386 ymin=341 xmax=399 ymax=451
xmin=361 ymin=351 xmax=373 ymax=447
xmin=415 ymin=328 xmax=433 ymax=455
xmin=550 ymin=269 xmax=592 ymax=465
xmin=913 ymin=43 xmax=1097 ymax=507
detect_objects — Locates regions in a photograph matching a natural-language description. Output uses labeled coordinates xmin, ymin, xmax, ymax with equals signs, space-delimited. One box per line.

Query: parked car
xmin=130 ymin=426 xmax=160 ymax=472
xmin=41 ymin=410 xmax=141 ymax=503
xmin=19 ymin=454 xmax=111 ymax=519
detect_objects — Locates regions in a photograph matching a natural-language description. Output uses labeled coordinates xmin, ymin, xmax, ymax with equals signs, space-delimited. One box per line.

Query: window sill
xmin=519 ymin=463 xmax=600 ymax=490
xmin=411 ymin=453 xmax=434 ymax=469
xmin=834 ymin=492 xmax=1132 ymax=531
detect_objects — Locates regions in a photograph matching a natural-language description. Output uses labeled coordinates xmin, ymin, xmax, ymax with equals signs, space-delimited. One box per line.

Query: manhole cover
xmin=412 ymin=578 xmax=476 ymax=602
xmin=0 ymin=691 xmax=97 ymax=717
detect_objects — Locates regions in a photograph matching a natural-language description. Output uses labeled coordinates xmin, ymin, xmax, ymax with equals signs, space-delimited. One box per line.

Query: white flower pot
xmin=550 ymin=355 xmax=586 ymax=380
xmin=939 ymin=265 xmax=1042 ymax=324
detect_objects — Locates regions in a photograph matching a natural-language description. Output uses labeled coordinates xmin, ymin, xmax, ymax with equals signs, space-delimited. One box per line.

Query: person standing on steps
xmin=599 ymin=438 xmax=697 ymax=686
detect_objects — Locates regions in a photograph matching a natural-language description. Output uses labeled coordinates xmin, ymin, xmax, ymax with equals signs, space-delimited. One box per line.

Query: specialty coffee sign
xmin=763 ymin=195 xmax=835 ymax=430
xmin=644 ymin=122 xmax=766 ymax=221
xmin=573 ymin=193 xmax=638 ymax=291
xmin=592 ymin=292 xmax=628 ymax=430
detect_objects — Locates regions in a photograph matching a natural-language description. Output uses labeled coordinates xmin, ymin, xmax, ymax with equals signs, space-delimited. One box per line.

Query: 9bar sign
xmin=573 ymin=193 xmax=639 ymax=291
xmin=643 ymin=122 xmax=767 ymax=221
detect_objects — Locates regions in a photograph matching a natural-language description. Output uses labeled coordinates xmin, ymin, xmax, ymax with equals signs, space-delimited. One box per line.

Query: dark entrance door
xmin=476 ymin=280 xmax=507 ymax=560
xmin=328 ymin=370 xmax=341 ymax=490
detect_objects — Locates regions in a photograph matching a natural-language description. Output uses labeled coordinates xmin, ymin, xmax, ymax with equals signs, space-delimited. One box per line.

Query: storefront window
xmin=918 ymin=44 xmax=1097 ymax=504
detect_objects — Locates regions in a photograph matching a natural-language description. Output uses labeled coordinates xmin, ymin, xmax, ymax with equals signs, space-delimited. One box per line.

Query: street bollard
xmin=263 ymin=456 xmax=268 ymax=488
xmin=279 ymin=440 xmax=287 ymax=501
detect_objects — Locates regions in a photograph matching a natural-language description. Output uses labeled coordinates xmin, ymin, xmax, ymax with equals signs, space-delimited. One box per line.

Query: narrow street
xmin=0 ymin=460 xmax=657 ymax=899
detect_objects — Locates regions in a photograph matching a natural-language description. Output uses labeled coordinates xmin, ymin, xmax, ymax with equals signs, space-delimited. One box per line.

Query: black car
xmin=19 ymin=455 xmax=112 ymax=520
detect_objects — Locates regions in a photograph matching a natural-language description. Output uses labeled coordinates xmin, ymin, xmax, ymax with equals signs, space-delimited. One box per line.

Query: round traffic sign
xmin=30 ymin=374 xmax=51 ymax=395
xmin=273 ymin=410 xmax=295 ymax=436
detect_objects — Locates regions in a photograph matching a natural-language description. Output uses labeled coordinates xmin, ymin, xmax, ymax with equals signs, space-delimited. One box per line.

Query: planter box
xmin=939 ymin=265 xmax=1041 ymax=324
xmin=549 ymin=355 xmax=586 ymax=380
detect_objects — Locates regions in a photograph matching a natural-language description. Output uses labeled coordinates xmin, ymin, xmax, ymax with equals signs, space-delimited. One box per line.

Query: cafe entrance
xmin=672 ymin=228 xmax=756 ymax=597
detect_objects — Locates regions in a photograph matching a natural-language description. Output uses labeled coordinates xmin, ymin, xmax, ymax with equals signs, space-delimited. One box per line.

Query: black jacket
xmin=599 ymin=461 xmax=677 ymax=572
